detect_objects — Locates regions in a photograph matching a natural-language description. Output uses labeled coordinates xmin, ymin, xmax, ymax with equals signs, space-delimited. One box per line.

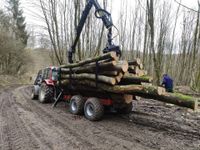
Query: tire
xmin=84 ymin=98 xmax=104 ymax=121
xmin=31 ymin=86 xmax=38 ymax=100
xmin=117 ymin=103 xmax=132 ymax=114
xmin=39 ymin=83 xmax=54 ymax=103
xmin=31 ymin=89 xmax=38 ymax=100
xmin=69 ymin=95 xmax=85 ymax=115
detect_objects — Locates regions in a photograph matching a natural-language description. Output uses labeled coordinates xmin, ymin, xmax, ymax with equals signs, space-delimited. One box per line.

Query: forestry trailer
xmin=31 ymin=0 xmax=132 ymax=121
xmin=31 ymin=0 xmax=200 ymax=121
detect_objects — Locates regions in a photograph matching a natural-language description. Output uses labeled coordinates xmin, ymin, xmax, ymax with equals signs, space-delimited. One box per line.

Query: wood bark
xmin=60 ymin=52 xmax=118 ymax=68
xmin=61 ymin=73 xmax=117 ymax=85
xmin=120 ymin=75 xmax=153 ymax=85
xmin=136 ymin=92 xmax=199 ymax=110
xmin=61 ymin=61 xmax=117 ymax=74
xmin=60 ymin=79 xmax=165 ymax=96
xmin=128 ymin=58 xmax=143 ymax=69
xmin=128 ymin=66 xmax=147 ymax=76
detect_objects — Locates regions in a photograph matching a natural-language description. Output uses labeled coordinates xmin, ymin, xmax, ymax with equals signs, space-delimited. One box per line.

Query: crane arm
xmin=68 ymin=0 xmax=121 ymax=63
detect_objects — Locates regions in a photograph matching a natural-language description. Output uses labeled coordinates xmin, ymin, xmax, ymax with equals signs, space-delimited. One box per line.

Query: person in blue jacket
xmin=161 ymin=74 xmax=173 ymax=92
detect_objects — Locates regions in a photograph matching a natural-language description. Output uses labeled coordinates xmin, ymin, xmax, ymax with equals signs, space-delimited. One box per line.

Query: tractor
xmin=31 ymin=67 xmax=59 ymax=103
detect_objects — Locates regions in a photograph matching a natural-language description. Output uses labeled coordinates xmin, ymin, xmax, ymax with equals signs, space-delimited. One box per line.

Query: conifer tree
xmin=8 ymin=0 xmax=28 ymax=45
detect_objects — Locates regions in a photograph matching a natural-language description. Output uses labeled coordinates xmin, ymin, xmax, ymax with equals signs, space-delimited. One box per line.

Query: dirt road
xmin=0 ymin=85 xmax=200 ymax=150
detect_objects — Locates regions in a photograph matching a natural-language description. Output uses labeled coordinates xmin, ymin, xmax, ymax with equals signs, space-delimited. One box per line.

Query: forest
xmin=0 ymin=0 xmax=200 ymax=91
xmin=0 ymin=1 xmax=200 ymax=149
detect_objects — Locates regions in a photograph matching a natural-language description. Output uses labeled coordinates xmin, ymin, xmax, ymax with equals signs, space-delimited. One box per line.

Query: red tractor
xmin=31 ymin=67 xmax=59 ymax=103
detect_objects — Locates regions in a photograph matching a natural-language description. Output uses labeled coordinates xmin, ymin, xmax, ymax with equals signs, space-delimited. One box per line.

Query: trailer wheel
xmin=39 ymin=83 xmax=54 ymax=103
xmin=69 ymin=95 xmax=85 ymax=115
xmin=84 ymin=98 xmax=104 ymax=121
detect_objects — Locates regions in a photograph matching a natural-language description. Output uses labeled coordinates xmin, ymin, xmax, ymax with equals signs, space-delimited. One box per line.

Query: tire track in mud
xmin=1 ymin=85 xmax=200 ymax=150
xmin=18 ymin=86 xmax=200 ymax=150
xmin=16 ymin=86 xmax=147 ymax=150
xmin=0 ymin=91 xmax=40 ymax=150
xmin=12 ymin=86 xmax=94 ymax=150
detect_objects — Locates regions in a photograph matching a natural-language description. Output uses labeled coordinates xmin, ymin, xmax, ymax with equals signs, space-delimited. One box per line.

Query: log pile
xmin=59 ymin=52 xmax=200 ymax=111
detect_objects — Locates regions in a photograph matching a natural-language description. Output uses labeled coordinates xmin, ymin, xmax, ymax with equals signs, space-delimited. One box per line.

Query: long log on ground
xmin=61 ymin=73 xmax=117 ymax=85
xmin=135 ymin=92 xmax=199 ymax=110
xmin=60 ymin=79 xmax=199 ymax=110
xmin=60 ymin=52 xmax=118 ymax=68
xmin=120 ymin=75 xmax=153 ymax=85
xmin=60 ymin=79 xmax=165 ymax=96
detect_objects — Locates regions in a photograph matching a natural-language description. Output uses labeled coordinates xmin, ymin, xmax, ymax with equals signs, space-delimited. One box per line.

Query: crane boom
xmin=68 ymin=0 xmax=121 ymax=63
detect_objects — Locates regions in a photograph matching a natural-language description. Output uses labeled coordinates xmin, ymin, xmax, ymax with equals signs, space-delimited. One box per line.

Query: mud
xmin=0 ymin=85 xmax=200 ymax=150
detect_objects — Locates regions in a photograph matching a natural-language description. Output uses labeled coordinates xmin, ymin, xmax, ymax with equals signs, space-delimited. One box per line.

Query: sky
xmin=0 ymin=0 xmax=199 ymax=27
xmin=0 ymin=0 xmax=199 ymax=49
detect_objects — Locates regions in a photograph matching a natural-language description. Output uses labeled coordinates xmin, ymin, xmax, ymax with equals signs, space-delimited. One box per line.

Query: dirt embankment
xmin=0 ymin=85 xmax=200 ymax=150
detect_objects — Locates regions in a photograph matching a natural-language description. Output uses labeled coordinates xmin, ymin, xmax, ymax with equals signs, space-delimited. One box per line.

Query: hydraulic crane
xmin=68 ymin=0 xmax=121 ymax=63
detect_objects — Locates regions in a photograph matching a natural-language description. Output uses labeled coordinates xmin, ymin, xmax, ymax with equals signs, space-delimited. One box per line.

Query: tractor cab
xmin=31 ymin=66 xmax=60 ymax=102
xmin=41 ymin=67 xmax=59 ymax=83
xmin=34 ymin=67 xmax=59 ymax=86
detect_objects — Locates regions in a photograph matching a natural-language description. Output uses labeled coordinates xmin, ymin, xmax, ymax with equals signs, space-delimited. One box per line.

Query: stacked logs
xmin=60 ymin=52 xmax=127 ymax=85
xmin=119 ymin=58 xmax=152 ymax=85
xmin=59 ymin=52 xmax=199 ymax=110
xmin=59 ymin=52 xmax=164 ymax=106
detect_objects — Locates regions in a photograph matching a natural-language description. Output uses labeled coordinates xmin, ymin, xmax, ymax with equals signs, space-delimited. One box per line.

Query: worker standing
xmin=161 ymin=74 xmax=173 ymax=92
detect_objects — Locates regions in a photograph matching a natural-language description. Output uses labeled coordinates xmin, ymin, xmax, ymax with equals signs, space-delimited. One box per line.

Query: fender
xmin=43 ymin=79 xmax=55 ymax=86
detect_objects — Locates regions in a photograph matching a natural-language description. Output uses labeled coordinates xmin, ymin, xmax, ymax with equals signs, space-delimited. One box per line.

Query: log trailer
xmin=31 ymin=0 xmax=133 ymax=121
xmin=31 ymin=0 xmax=200 ymax=121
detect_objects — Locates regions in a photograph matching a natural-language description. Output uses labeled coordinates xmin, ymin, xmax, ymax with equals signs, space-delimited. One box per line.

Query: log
xmin=115 ymin=72 xmax=124 ymax=83
xmin=120 ymin=75 xmax=153 ymax=85
xmin=115 ymin=61 xmax=129 ymax=73
xmin=60 ymin=60 xmax=128 ymax=76
xmin=61 ymin=73 xmax=116 ymax=85
xmin=60 ymin=79 xmax=199 ymax=110
xmin=61 ymin=61 xmax=117 ymax=74
xmin=59 ymin=83 xmax=134 ymax=104
xmin=128 ymin=58 xmax=141 ymax=66
xmin=128 ymin=58 xmax=143 ymax=69
xmin=100 ymin=71 xmax=119 ymax=76
xmin=128 ymin=66 xmax=140 ymax=74
xmin=128 ymin=66 xmax=147 ymax=76
xmin=60 ymin=79 xmax=165 ymax=96
xmin=135 ymin=92 xmax=199 ymax=110
xmin=160 ymin=93 xmax=199 ymax=110
xmin=60 ymin=52 xmax=117 ymax=68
